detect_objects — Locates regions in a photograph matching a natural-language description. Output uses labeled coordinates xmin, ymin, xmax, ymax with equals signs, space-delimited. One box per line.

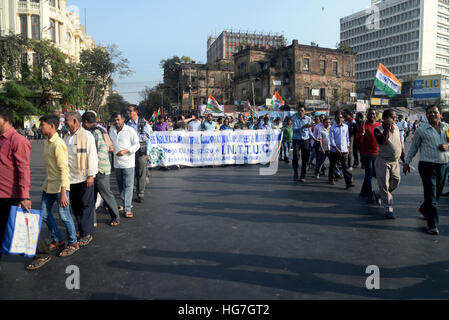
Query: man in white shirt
xmin=109 ymin=113 xmax=140 ymax=218
xmin=64 ymin=111 xmax=98 ymax=248
xmin=188 ymin=114 xmax=202 ymax=132
xmin=397 ymin=115 xmax=407 ymax=146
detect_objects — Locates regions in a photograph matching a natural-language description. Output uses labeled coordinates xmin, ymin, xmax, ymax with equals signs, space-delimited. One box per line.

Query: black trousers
xmin=329 ymin=152 xmax=353 ymax=186
xmin=292 ymin=139 xmax=311 ymax=179
xmin=70 ymin=181 xmax=95 ymax=238
xmin=418 ymin=161 xmax=449 ymax=228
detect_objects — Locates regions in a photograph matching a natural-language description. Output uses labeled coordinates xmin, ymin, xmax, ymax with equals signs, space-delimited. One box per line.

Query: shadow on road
xmin=106 ymin=249 xmax=449 ymax=299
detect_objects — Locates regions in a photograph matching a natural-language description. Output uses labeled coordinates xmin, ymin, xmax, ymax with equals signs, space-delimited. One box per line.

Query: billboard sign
xmin=370 ymin=98 xmax=390 ymax=106
xmin=413 ymin=76 xmax=442 ymax=100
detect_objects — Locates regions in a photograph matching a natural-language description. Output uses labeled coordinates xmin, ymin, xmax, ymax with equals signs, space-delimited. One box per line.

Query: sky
xmin=69 ymin=0 xmax=372 ymax=103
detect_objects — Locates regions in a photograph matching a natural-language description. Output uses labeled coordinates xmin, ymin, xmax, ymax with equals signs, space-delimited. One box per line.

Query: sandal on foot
xmin=78 ymin=235 xmax=93 ymax=247
xmin=48 ymin=241 xmax=65 ymax=252
xmin=110 ymin=219 xmax=120 ymax=227
xmin=26 ymin=256 xmax=51 ymax=271
xmin=59 ymin=243 xmax=80 ymax=257
xmin=125 ymin=212 xmax=134 ymax=219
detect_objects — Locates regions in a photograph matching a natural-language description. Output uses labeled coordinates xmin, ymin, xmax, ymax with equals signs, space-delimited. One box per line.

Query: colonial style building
xmin=164 ymin=63 xmax=234 ymax=112
xmin=233 ymin=40 xmax=357 ymax=107
xmin=0 ymin=0 xmax=95 ymax=62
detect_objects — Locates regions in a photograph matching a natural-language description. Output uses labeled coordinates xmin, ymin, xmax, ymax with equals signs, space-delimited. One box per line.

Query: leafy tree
xmin=105 ymin=92 xmax=130 ymax=118
xmin=25 ymin=40 xmax=79 ymax=112
xmin=0 ymin=82 xmax=40 ymax=123
xmin=0 ymin=35 xmax=30 ymax=81
xmin=336 ymin=42 xmax=354 ymax=54
xmin=138 ymin=86 xmax=171 ymax=119
xmin=160 ymin=56 xmax=195 ymax=103
xmin=80 ymin=45 xmax=132 ymax=115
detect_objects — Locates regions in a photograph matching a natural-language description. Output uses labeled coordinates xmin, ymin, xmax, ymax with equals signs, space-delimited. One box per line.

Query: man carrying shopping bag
xmin=0 ymin=107 xmax=50 ymax=271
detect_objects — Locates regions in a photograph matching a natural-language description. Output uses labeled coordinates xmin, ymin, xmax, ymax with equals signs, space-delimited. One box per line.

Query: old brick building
xmin=179 ymin=63 xmax=233 ymax=111
xmin=233 ymin=40 xmax=357 ymax=108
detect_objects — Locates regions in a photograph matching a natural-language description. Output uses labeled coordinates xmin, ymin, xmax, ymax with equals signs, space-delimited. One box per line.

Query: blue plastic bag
xmin=1 ymin=206 xmax=43 ymax=258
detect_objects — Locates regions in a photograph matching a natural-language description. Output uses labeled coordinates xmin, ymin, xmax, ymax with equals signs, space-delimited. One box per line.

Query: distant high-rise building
xmin=340 ymin=0 xmax=449 ymax=93
xmin=207 ymin=30 xmax=285 ymax=64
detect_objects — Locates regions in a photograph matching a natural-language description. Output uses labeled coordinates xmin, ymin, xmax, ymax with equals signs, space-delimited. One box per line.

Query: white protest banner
xmin=147 ymin=130 xmax=283 ymax=167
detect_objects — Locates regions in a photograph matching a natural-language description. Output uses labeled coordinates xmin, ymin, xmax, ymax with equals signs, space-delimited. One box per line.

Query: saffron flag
xmin=374 ymin=64 xmax=402 ymax=98
xmin=248 ymin=100 xmax=257 ymax=118
xmin=206 ymin=94 xmax=223 ymax=114
xmin=271 ymin=91 xmax=285 ymax=110
xmin=157 ymin=108 xmax=162 ymax=116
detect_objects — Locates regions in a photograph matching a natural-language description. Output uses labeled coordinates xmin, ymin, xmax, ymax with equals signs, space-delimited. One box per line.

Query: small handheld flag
xmin=247 ymin=100 xmax=257 ymax=118
xmin=206 ymin=94 xmax=223 ymax=114
xmin=271 ymin=91 xmax=285 ymax=110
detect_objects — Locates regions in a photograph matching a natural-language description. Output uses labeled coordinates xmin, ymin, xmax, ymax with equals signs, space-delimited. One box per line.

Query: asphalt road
xmin=0 ymin=139 xmax=449 ymax=300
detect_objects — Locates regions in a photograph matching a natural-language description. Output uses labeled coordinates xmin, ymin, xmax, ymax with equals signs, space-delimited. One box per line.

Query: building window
xmin=210 ymin=76 xmax=215 ymax=87
xmin=346 ymin=64 xmax=352 ymax=77
xmin=320 ymin=60 xmax=326 ymax=75
xmin=332 ymin=62 xmax=338 ymax=76
xmin=304 ymin=87 xmax=310 ymax=99
xmin=50 ymin=19 xmax=56 ymax=42
xmin=320 ymin=88 xmax=326 ymax=100
xmin=31 ymin=15 xmax=40 ymax=40
xmin=304 ymin=58 xmax=310 ymax=71
xmin=20 ymin=15 xmax=28 ymax=38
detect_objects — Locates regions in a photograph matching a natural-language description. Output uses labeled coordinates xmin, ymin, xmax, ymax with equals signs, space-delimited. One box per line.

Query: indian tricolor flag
xmin=271 ymin=91 xmax=285 ymax=110
xmin=206 ymin=94 xmax=223 ymax=114
xmin=149 ymin=111 xmax=158 ymax=122
xmin=374 ymin=64 xmax=402 ymax=98
xmin=247 ymin=100 xmax=257 ymax=118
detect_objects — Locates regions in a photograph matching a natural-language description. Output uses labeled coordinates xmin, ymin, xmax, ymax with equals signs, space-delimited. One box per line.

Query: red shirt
xmin=0 ymin=127 xmax=31 ymax=199
xmin=355 ymin=122 xmax=381 ymax=155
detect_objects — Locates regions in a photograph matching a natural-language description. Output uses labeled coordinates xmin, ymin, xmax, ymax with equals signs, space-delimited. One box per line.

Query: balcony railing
xmin=17 ymin=1 xmax=41 ymax=12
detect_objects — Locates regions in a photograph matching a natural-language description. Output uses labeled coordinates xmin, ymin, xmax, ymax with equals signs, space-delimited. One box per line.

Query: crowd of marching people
xmin=1 ymin=102 xmax=449 ymax=272
xmin=284 ymin=104 xmax=449 ymax=237
xmin=0 ymin=105 xmax=152 ymax=271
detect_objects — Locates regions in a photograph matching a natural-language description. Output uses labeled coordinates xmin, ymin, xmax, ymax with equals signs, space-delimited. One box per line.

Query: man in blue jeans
xmin=355 ymin=109 xmax=381 ymax=203
xmin=109 ymin=113 xmax=140 ymax=218
xmin=38 ymin=115 xmax=79 ymax=257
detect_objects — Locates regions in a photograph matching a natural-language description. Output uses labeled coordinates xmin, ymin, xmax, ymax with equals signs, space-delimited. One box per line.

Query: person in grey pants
xmin=126 ymin=105 xmax=151 ymax=203
xmin=82 ymin=112 xmax=121 ymax=226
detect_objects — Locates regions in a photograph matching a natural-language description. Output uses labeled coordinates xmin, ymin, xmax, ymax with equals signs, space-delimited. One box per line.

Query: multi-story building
xmin=233 ymin=40 xmax=356 ymax=107
xmin=164 ymin=63 xmax=234 ymax=112
xmin=340 ymin=0 xmax=449 ymax=98
xmin=207 ymin=30 xmax=285 ymax=64
xmin=0 ymin=0 xmax=95 ymax=62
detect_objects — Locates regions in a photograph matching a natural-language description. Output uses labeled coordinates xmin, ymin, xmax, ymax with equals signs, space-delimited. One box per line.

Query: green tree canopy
xmin=0 ymin=82 xmax=40 ymax=123
xmin=80 ymin=45 xmax=132 ymax=115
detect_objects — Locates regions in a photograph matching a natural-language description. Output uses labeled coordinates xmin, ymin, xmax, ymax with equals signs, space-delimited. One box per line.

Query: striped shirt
xmin=405 ymin=122 xmax=449 ymax=165
xmin=91 ymin=128 xmax=111 ymax=175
